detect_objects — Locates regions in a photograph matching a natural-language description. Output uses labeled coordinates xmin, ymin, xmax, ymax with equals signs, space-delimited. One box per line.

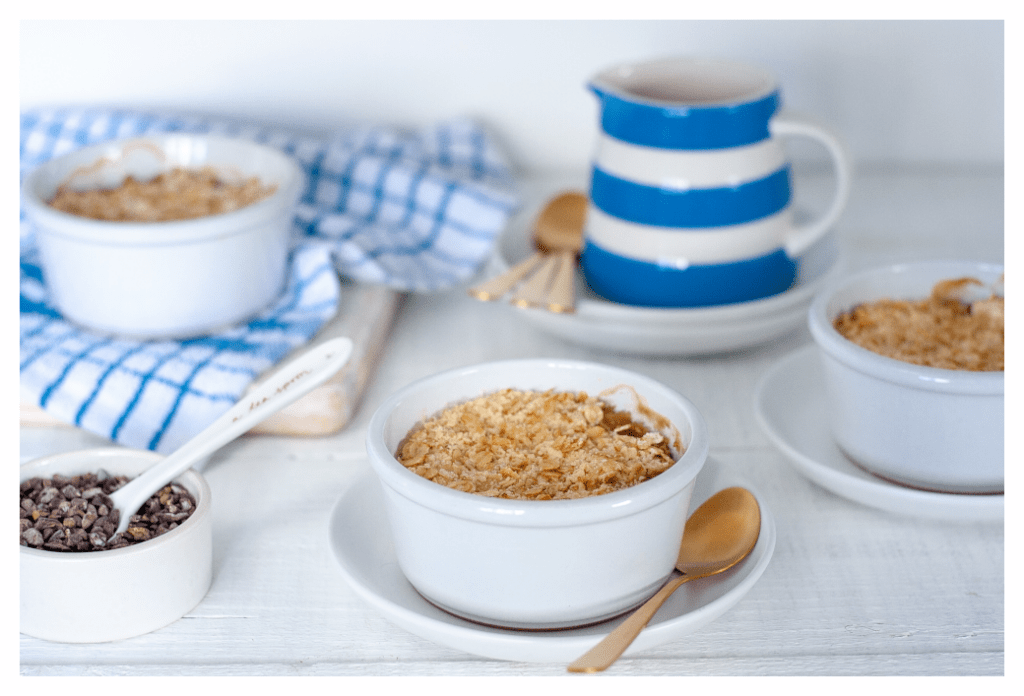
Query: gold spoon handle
xmin=467 ymin=253 xmax=544 ymax=301
xmin=544 ymin=251 xmax=576 ymax=313
xmin=567 ymin=572 xmax=693 ymax=673
xmin=507 ymin=254 xmax=560 ymax=308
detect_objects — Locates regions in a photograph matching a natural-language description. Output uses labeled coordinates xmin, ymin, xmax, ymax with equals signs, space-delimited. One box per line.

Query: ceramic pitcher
xmin=582 ymin=56 xmax=851 ymax=307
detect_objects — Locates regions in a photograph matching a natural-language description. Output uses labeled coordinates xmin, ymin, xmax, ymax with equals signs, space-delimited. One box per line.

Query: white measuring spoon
xmin=109 ymin=337 xmax=354 ymax=535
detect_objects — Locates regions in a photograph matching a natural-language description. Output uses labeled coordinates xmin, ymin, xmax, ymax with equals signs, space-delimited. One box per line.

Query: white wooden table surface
xmin=19 ymin=169 xmax=1005 ymax=677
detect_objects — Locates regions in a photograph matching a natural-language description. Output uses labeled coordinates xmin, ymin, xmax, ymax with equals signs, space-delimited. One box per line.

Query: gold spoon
xmin=469 ymin=191 xmax=587 ymax=313
xmin=567 ymin=486 xmax=762 ymax=673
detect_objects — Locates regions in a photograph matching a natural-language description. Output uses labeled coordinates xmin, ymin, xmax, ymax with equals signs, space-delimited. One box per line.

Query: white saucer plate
xmin=490 ymin=202 xmax=843 ymax=356
xmin=327 ymin=457 xmax=776 ymax=663
xmin=755 ymin=345 xmax=1003 ymax=523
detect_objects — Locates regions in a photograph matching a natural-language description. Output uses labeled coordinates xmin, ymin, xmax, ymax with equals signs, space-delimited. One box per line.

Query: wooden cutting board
xmin=19 ymin=281 xmax=404 ymax=436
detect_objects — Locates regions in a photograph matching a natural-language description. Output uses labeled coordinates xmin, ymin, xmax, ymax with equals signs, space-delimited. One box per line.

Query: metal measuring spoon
xmin=568 ymin=486 xmax=762 ymax=673
xmin=108 ymin=337 xmax=354 ymax=536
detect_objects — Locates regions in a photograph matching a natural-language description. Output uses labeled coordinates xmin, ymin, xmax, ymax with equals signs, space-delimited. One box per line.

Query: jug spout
xmin=587 ymin=81 xmax=610 ymax=104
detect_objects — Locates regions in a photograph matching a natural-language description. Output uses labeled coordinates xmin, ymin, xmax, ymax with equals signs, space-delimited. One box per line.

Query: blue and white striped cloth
xmin=20 ymin=109 xmax=520 ymax=453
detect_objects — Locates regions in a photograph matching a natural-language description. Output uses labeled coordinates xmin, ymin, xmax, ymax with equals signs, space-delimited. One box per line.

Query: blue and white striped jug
xmin=582 ymin=57 xmax=850 ymax=307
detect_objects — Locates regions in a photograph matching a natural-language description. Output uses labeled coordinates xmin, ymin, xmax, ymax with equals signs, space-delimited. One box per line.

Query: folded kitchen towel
xmin=20 ymin=108 xmax=520 ymax=453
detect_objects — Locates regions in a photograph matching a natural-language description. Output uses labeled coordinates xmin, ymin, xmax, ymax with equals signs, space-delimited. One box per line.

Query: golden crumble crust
xmin=833 ymin=277 xmax=1003 ymax=371
xmin=48 ymin=166 xmax=277 ymax=222
xmin=396 ymin=388 xmax=678 ymax=500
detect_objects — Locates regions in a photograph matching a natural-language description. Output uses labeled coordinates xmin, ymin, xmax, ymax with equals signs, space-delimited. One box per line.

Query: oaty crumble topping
xmin=833 ymin=277 xmax=1004 ymax=371
xmin=48 ymin=166 xmax=278 ymax=222
xmin=396 ymin=388 xmax=678 ymax=500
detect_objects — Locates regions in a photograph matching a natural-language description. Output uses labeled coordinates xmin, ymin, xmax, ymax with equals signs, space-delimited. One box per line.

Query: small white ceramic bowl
xmin=808 ymin=260 xmax=1004 ymax=494
xmin=20 ymin=448 xmax=213 ymax=643
xmin=22 ymin=134 xmax=305 ymax=339
xmin=365 ymin=359 xmax=709 ymax=629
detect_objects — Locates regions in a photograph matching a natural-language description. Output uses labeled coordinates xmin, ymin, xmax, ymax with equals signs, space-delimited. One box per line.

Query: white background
xmin=19 ymin=19 xmax=1004 ymax=175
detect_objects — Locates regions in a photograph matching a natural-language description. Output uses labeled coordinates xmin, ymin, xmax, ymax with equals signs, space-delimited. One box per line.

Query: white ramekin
xmin=365 ymin=359 xmax=709 ymax=629
xmin=20 ymin=448 xmax=213 ymax=643
xmin=808 ymin=260 xmax=1004 ymax=494
xmin=22 ymin=134 xmax=304 ymax=339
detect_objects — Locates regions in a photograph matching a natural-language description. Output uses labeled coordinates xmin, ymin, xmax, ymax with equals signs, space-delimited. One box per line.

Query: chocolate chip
xmin=19 ymin=472 xmax=197 ymax=553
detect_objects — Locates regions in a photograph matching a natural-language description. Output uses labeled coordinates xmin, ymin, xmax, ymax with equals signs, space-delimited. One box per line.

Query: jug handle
xmin=770 ymin=113 xmax=852 ymax=258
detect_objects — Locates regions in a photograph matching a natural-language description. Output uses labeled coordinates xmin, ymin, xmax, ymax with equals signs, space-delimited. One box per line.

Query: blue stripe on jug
xmin=580 ymin=240 xmax=797 ymax=308
xmin=592 ymin=89 xmax=779 ymax=150
xmin=590 ymin=165 xmax=791 ymax=228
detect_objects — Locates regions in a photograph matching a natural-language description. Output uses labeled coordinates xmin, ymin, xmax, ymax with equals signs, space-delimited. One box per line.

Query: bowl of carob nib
xmin=19 ymin=447 xmax=213 ymax=643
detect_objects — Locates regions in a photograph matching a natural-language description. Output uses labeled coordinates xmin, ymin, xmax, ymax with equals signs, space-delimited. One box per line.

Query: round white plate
xmin=327 ymin=457 xmax=776 ymax=664
xmin=488 ymin=199 xmax=843 ymax=356
xmin=755 ymin=345 xmax=1004 ymax=522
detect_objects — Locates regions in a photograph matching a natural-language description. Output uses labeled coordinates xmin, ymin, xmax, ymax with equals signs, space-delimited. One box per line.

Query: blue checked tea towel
xmin=20 ymin=109 xmax=520 ymax=454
